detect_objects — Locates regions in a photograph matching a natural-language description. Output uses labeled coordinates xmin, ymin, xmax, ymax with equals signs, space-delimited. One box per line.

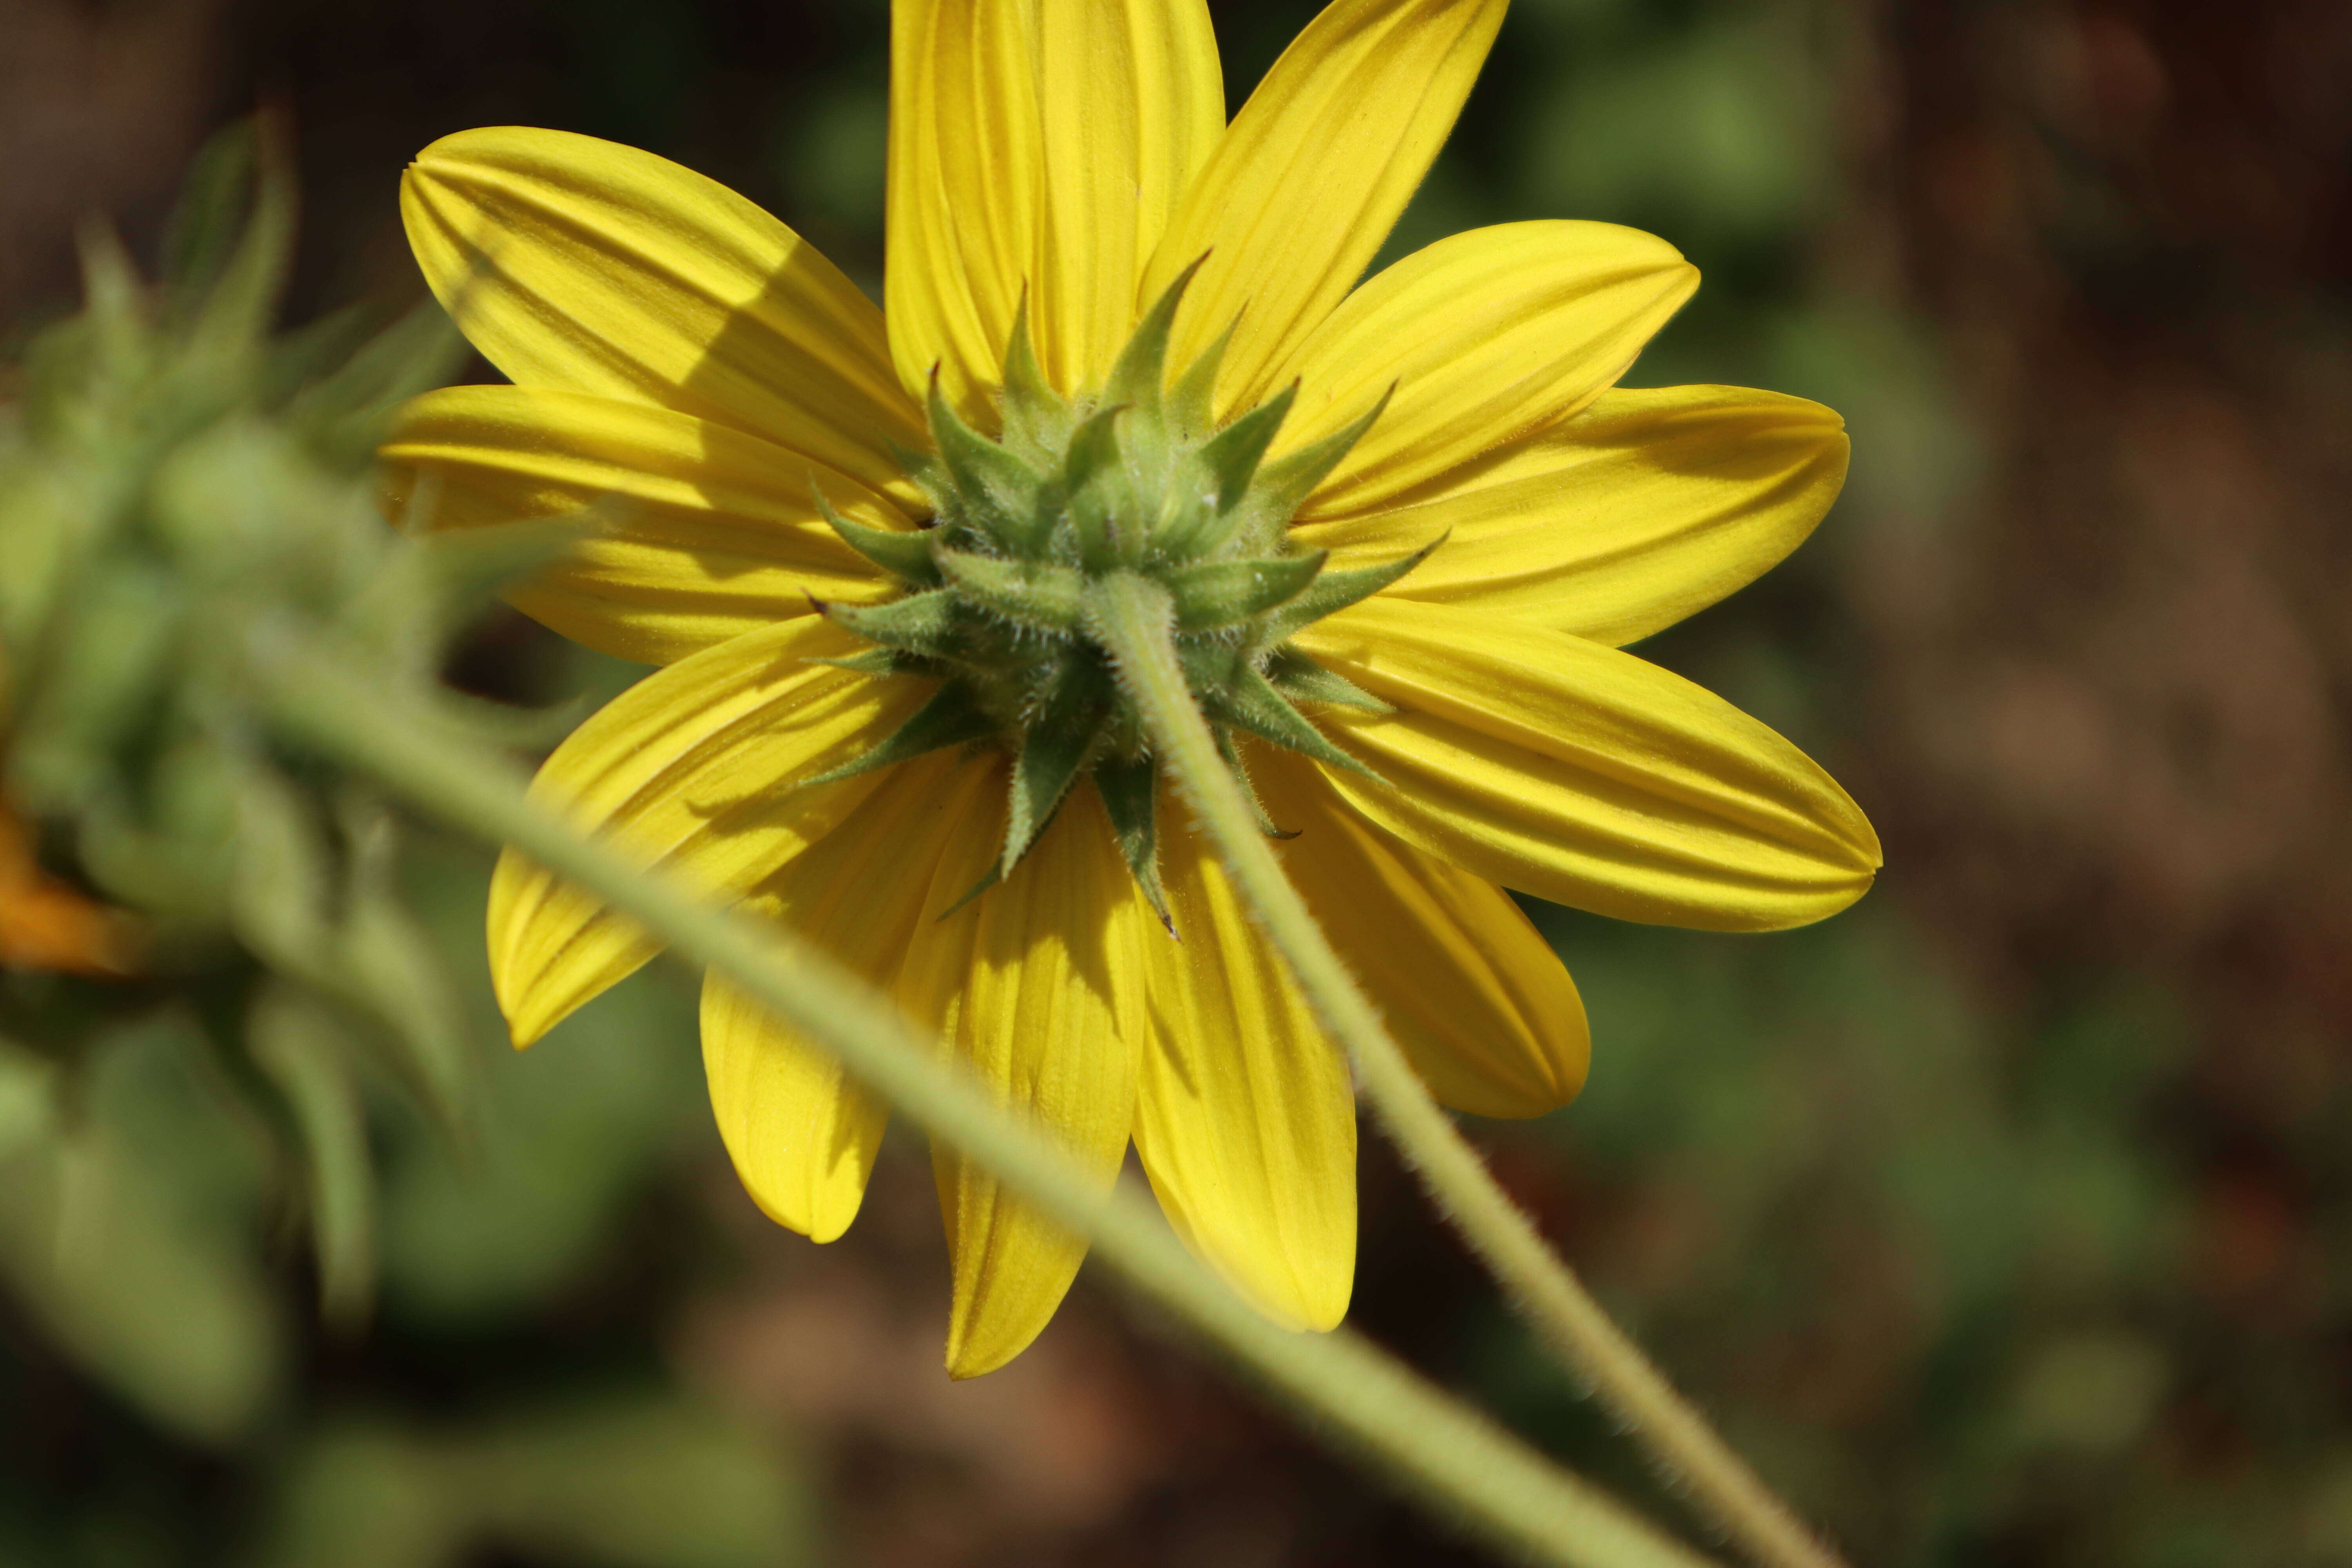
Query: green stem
xmin=250 ymin=628 xmax=1717 ymax=1568
xmin=1086 ymin=572 xmax=1845 ymax=1568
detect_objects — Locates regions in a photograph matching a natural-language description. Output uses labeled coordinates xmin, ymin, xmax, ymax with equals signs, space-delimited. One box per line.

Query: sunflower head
xmin=815 ymin=260 xmax=1429 ymax=925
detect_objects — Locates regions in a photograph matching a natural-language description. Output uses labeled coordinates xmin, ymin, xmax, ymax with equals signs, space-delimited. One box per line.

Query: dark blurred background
xmin=2 ymin=0 xmax=2349 ymax=1563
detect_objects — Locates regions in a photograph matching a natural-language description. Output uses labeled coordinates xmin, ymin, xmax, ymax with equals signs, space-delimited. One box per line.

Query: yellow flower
xmin=383 ymin=0 xmax=1879 ymax=1376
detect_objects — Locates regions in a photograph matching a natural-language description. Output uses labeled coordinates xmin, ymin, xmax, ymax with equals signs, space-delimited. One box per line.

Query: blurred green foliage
xmin=0 ymin=125 xmax=808 ymax=1565
xmin=1486 ymin=904 xmax=2201 ymax=1561
xmin=254 ymin=1398 xmax=809 ymax=1568
xmin=0 ymin=118 xmax=482 ymax=1434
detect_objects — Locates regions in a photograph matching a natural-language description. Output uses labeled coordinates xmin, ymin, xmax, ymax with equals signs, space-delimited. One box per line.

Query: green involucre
xmin=815 ymin=265 xmax=1430 ymax=926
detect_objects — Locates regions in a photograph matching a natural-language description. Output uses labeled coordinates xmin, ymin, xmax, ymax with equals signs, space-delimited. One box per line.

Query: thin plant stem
xmin=250 ymin=626 xmax=1720 ymax=1568
xmin=1085 ymin=571 xmax=1846 ymax=1568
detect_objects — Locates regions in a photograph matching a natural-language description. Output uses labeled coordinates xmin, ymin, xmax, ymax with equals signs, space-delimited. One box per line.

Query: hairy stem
xmin=251 ymin=626 xmax=1716 ymax=1568
xmin=1086 ymin=571 xmax=1845 ymax=1568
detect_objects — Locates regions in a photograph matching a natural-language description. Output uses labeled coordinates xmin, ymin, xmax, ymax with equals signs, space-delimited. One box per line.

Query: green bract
xmin=816 ymin=263 xmax=1435 ymax=927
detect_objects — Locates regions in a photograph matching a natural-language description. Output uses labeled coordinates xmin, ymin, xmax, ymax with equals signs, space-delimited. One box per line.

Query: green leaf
xmin=935 ymin=550 xmax=1084 ymax=632
xmin=161 ymin=119 xmax=260 ymax=323
xmin=229 ymin=762 xmax=335 ymax=975
xmin=0 ymin=1041 xmax=58 ymax=1163
xmin=0 ymin=1024 xmax=281 ymax=1446
xmin=76 ymin=222 xmax=153 ymax=384
xmin=249 ymin=983 xmax=377 ymax=1327
xmin=335 ymin=795 xmax=473 ymax=1129
xmin=1093 ymin=755 xmax=1174 ymax=936
xmin=19 ymin=558 xmax=178 ymax=772
xmin=283 ymin=299 xmax=470 ymax=463
xmin=184 ymin=118 xmax=296 ymax=368
xmin=1167 ymin=550 xmax=1327 ymax=630
xmin=797 ymin=681 xmax=997 ymax=789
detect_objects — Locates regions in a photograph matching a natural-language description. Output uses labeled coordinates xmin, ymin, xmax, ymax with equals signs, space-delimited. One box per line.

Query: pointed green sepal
xmin=1206 ymin=665 xmax=1379 ymax=780
xmin=1167 ymin=314 xmax=1238 ymax=439
xmin=1094 ymin=755 xmax=1175 ymax=936
xmin=1002 ymin=726 xmax=1094 ymax=875
xmin=797 ymin=681 xmax=997 ymax=790
xmin=937 ymin=862 xmax=1001 ymax=921
xmin=1103 ymin=252 xmax=1208 ymax=412
xmin=1260 ymin=532 xmax=1446 ymax=641
xmin=1063 ymin=403 xmax=1128 ymax=493
xmin=926 ymin=371 xmax=1051 ymax=555
xmin=815 ymin=485 xmax=941 ymax=586
xmin=1176 ymin=636 xmax=1247 ymax=704
xmin=808 ymin=646 xmax=924 ymax=677
xmin=184 ymin=119 xmax=296 ymax=363
xmin=1230 ymin=383 xmax=1396 ymax=547
xmin=889 ymin=440 xmax=958 ymax=523
xmin=370 ymin=516 xmax=600 ymax=652
xmin=75 ymin=223 xmax=153 ymax=379
xmin=935 ymin=550 xmax=1084 ymax=632
xmin=1167 ymin=550 xmax=1328 ymax=630
xmin=1000 ymin=659 xmax=1109 ymax=875
xmin=822 ymin=587 xmax=963 ymax=657
xmin=1267 ymin=647 xmax=1390 ymax=713
xmin=1063 ymin=403 xmax=1129 ymax=569
xmin=1214 ymin=727 xmax=1299 ymax=840
xmin=161 ymin=118 xmax=261 ymax=321
xmin=997 ymin=295 xmax=1066 ymax=461
xmin=1198 ymin=382 xmax=1296 ymax=514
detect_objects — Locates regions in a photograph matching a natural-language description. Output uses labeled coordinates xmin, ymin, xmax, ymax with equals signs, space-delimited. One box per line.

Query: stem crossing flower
xmin=384 ymin=0 xmax=1882 ymax=1377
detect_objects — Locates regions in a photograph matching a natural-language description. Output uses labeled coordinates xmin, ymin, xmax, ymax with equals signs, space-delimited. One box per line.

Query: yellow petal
xmin=1291 ymin=385 xmax=1848 ymax=648
xmin=1292 ymin=596 xmax=1882 ymax=931
xmin=383 ymin=384 xmax=909 ymax=666
xmin=1031 ymin=0 xmax=1225 ymax=392
xmin=886 ymin=0 xmax=1044 ymax=419
xmin=702 ymin=753 xmax=992 ymax=1243
xmin=1276 ymin=221 xmax=1697 ymax=514
xmin=403 ymin=126 xmax=922 ymax=505
xmin=1252 ymin=755 xmax=1588 ymax=1119
xmin=1143 ymin=0 xmax=1507 ymax=414
xmin=896 ymin=782 xmax=1146 ymax=1378
xmin=490 ymin=618 xmax=924 ymax=1046
xmin=1131 ymin=810 xmax=1356 ymax=1330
